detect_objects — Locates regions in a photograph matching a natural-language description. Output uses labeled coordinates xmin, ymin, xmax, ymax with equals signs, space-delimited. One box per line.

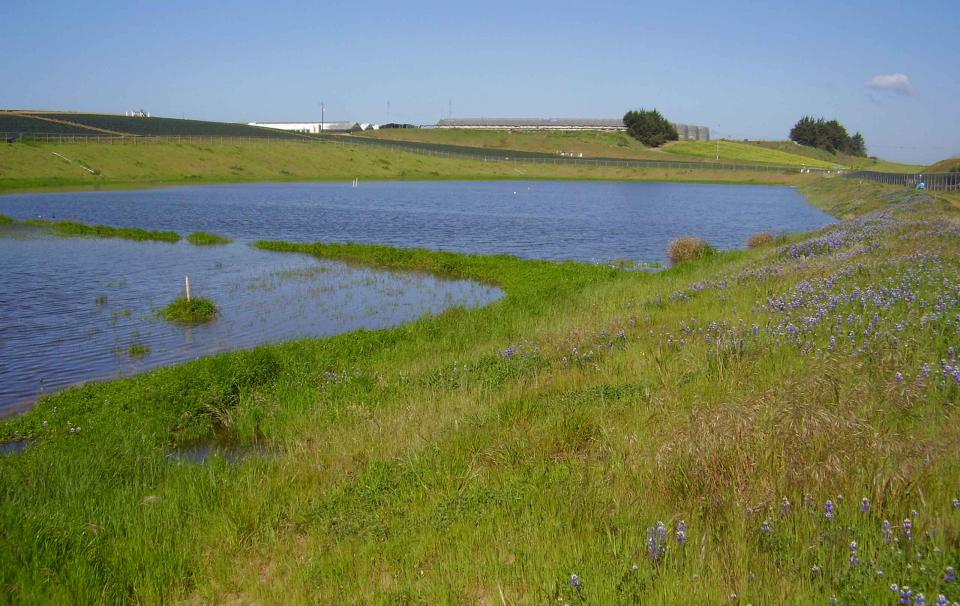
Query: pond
xmin=0 ymin=180 xmax=834 ymax=414
xmin=0 ymin=180 xmax=834 ymax=263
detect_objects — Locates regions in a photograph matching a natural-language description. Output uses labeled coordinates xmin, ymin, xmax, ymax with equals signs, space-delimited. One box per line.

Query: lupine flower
xmin=915 ymin=594 xmax=927 ymax=606
xmin=761 ymin=520 xmax=773 ymax=534
xmin=900 ymin=586 xmax=914 ymax=604
xmin=861 ymin=497 xmax=871 ymax=513
xmin=904 ymin=518 xmax=913 ymax=541
xmin=849 ymin=541 xmax=859 ymax=565
xmin=883 ymin=520 xmax=894 ymax=543
xmin=504 ymin=346 xmax=515 ymax=360
xmin=781 ymin=497 xmax=792 ymax=516
xmin=811 ymin=565 xmax=821 ymax=574
xmin=892 ymin=584 xmax=900 ymax=594
xmin=946 ymin=566 xmax=957 ymax=583
xmin=952 ymin=498 xmax=959 ymax=509
xmin=922 ymin=363 xmax=932 ymax=378
xmin=934 ymin=595 xmax=948 ymax=606
xmin=895 ymin=372 xmax=905 ymax=383
xmin=570 ymin=574 xmax=580 ymax=590
xmin=676 ymin=520 xmax=687 ymax=545
xmin=825 ymin=500 xmax=836 ymax=520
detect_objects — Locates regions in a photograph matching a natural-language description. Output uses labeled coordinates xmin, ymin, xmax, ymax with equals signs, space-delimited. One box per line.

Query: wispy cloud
xmin=865 ymin=73 xmax=914 ymax=96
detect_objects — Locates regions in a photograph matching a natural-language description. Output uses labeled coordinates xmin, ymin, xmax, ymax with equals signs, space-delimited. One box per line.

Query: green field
xmin=747 ymin=141 xmax=926 ymax=173
xmin=2 ymin=176 xmax=960 ymax=603
xmin=0 ymin=140 xmax=809 ymax=194
xmin=664 ymin=140 xmax=840 ymax=168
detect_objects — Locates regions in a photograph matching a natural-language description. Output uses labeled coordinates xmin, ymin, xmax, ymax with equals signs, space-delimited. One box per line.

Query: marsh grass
xmin=667 ymin=235 xmax=715 ymax=264
xmin=27 ymin=218 xmax=180 ymax=242
xmin=186 ymin=231 xmax=232 ymax=245
xmin=1 ymin=179 xmax=959 ymax=604
xmin=159 ymin=297 xmax=218 ymax=324
xmin=0 ymin=213 xmax=13 ymax=225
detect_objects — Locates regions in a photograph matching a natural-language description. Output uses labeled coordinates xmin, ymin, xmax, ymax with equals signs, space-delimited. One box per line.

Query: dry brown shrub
xmin=747 ymin=231 xmax=775 ymax=248
xmin=667 ymin=236 xmax=713 ymax=264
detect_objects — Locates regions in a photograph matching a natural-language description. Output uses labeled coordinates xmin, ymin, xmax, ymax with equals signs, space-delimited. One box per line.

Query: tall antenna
xmin=448 ymin=98 xmax=453 ymax=119
xmin=319 ymin=101 xmax=325 ymax=134
xmin=387 ymin=100 xmax=390 ymax=123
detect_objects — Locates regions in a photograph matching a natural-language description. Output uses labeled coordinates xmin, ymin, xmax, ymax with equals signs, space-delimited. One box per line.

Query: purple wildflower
xmin=922 ymin=364 xmax=932 ymax=378
xmin=761 ymin=520 xmax=773 ymax=534
xmin=825 ymin=500 xmax=836 ymax=520
xmin=883 ymin=520 xmax=894 ymax=543
xmin=780 ymin=497 xmax=792 ymax=516
xmin=570 ymin=574 xmax=580 ymax=590
xmin=861 ymin=497 xmax=871 ymax=514
xmin=895 ymin=372 xmax=905 ymax=384
xmin=676 ymin=520 xmax=687 ymax=545
xmin=900 ymin=586 xmax=913 ymax=604
xmin=504 ymin=346 xmax=515 ymax=360
xmin=934 ymin=595 xmax=948 ymax=606
xmin=850 ymin=541 xmax=859 ymax=566
xmin=904 ymin=518 xmax=913 ymax=541
xmin=915 ymin=594 xmax=927 ymax=606
xmin=811 ymin=564 xmax=821 ymax=574
xmin=946 ymin=566 xmax=957 ymax=583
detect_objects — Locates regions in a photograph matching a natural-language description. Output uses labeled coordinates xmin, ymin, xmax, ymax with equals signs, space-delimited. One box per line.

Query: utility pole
xmin=320 ymin=101 xmax=325 ymax=134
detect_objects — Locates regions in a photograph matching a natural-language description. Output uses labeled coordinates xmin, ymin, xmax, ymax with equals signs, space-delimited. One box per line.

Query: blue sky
xmin=2 ymin=0 xmax=956 ymax=163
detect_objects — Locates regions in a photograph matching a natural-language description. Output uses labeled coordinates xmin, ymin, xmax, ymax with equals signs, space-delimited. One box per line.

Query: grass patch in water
xmin=27 ymin=219 xmax=180 ymax=242
xmin=186 ymin=231 xmax=232 ymax=245
xmin=159 ymin=297 xmax=218 ymax=324
xmin=0 ymin=214 xmax=13 ymax=225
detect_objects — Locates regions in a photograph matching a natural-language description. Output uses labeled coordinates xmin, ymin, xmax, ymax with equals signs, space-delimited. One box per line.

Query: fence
xmin=846 ymin=170 xmax=960 ymax=192
xmin=2 ymin=131 xmax=839 ymax=176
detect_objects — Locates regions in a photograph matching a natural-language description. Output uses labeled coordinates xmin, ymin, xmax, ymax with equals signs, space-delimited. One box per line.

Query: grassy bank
xmin=2 ymin=177 xmax=959 ymax=604
xmin=25 ymin=218 xmax=181 ymax=242
xmin=664 ymin=140 xmax=839 ymax=169
xmin=0 ymin=140 xmax=809 ymax=194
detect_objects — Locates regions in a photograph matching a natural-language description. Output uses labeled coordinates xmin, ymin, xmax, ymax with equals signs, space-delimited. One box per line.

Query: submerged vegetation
xmin=27 ymin=218 xmax=181 ymax=242
xmin=159 ymin=297 xmax=218 ymax=324
xmin=186 ymin=231 xmax=232 ymax=245
xmin=0 ymin=178 xmax=959 ymax=603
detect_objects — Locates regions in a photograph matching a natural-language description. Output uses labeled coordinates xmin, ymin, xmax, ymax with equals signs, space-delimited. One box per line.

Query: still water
xmin=0 ymin=181 xmax=834 ymax=413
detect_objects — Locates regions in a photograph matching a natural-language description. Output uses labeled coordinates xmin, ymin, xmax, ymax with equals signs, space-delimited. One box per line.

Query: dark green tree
xmin=789 ymin=116 xmax=866 ymax=156
xmin=623 ymin=109 xmax=678 ymax=147
xmin=848 ymin=132 xmax=867 ymax=157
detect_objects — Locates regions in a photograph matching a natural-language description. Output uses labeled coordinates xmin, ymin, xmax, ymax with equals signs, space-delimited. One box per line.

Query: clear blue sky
xmin=2 ymin=0 xmax=956 ymax=163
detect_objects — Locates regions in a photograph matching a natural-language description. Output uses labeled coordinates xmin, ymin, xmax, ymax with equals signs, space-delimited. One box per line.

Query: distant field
xmin=356 ymin=128 xmax=686 ymax=161
xmin=18 ymin=112 xmax=308 ymax=139
xmin=664 ymin=140 xmax=839 ymax=169
xmin=0 ymin=113 xmax=99 ymax=135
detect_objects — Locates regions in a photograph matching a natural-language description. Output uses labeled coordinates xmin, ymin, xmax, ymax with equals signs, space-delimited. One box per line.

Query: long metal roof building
xmin=436 ymin=117 xmax=710 ymax=140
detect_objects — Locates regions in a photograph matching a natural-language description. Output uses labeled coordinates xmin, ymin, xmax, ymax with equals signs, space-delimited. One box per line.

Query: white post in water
xmin=185 ymin=275 xmax=191 ymax=301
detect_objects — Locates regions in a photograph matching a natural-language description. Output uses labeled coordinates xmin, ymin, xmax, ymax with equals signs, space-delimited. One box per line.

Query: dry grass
xmin=747 ymin=230 xmax=775 ymax=248
xmin=667 ymin=236 xmax=714 ymax=264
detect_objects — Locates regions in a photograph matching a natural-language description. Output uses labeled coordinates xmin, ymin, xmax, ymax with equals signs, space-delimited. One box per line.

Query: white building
xmin=248 ymin=121 xmax=373 ymax=133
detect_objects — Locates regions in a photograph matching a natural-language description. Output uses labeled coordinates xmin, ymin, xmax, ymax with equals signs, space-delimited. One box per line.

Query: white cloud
xmin=865 ymin=73 xmax=914 ymax=96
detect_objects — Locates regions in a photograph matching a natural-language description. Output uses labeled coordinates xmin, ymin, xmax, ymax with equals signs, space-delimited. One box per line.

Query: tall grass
xmin=667 ymin=235 xmax=714 ymax=263
xmin=1 ymin=179 xmax=959 ymax=603
xmin=186 ymin=231 xmax=232 ymax=245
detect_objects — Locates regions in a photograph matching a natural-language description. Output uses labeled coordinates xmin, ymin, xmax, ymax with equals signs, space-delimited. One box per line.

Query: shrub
xmin=623 ymin=109 xmax=679 ymax=147
xmin=187 ymin=231 xmax=232 ymax=245
xmin=160 ymin=297 xmax=218 ymax=324
xmin=747 ymin=231 xmax=775 ymax=248
xmin=667 ymin=236 xmax=714 ymax=264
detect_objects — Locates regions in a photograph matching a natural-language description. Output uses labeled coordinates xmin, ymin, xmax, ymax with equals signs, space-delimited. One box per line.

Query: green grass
xmin=2 ymin=177 xmax=959 ymax=603
xmin=664 ymin=140 xmax=839 ymax=168
xmin=159 ymin=297 xmax=219 ymax=324
xmin=0 ymin=140 xmax=814 ymax=195
xmin=26 ymin=218 xmax=181 ymax=242
xmin=0 ymin=213 xmax=12 ymax=225
xmin=186 ymin=231 xmax=232 ymax=245
xmin=749 ymin=140 xmax=926 ymax=172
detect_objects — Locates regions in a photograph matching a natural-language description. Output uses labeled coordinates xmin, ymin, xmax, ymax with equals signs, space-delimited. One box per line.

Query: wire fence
xmin=2 ymin=131 xmax=841 ymax=175
xmin=845 ymin=170 xmax=960 ymax=192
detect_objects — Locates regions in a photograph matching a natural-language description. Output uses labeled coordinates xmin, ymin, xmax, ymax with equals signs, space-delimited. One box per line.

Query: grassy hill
xmin=926 ymin=157 xmax=960 ymax=173
xmin=5 ymin=111 xmax=308 ymax=139
xmin=0 ymin=140 xmax=808 ymax=194
xmin=358 ymin=128 xmax=693 ymax=161
xmin=748 ymin=140 xmax=925 ymax=173
xmin=663 ymin=140 xmax=839 ymax=168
